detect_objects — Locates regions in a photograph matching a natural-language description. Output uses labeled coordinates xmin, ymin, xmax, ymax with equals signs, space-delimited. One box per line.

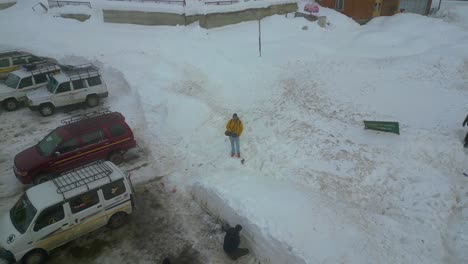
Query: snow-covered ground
xmin=1 ymin=0 xmax=468 ymax=263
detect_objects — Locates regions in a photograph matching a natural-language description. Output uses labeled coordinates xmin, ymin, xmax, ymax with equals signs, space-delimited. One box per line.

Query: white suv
xmin=26 ymin=64 xmax=108 ymax=117
xmin=0 ymin=62 xmax=60 ymax=111
xmin=0 ymin=161 xmax=135 ymax=264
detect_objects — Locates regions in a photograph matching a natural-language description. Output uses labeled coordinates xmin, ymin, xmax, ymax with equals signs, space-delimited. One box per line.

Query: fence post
xmin=258 ymin=19 xmax=262 ymax=57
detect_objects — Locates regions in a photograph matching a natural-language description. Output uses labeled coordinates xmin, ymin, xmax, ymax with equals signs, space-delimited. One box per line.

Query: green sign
xmin=364 ymin=121 xmax=400 ymax=135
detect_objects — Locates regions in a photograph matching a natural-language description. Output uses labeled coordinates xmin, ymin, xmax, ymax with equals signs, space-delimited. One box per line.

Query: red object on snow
xmin=304 ymin=4 xmax=319 ymax=14
xmin=312 ymin=5 xmax=319 ymax=13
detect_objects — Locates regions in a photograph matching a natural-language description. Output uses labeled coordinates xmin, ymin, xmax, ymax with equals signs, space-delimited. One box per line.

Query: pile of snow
xmin=0 ymin=0 xmax=467 ymax=263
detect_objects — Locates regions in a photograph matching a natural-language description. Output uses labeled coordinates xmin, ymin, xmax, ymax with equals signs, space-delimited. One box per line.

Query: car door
xmin=16 ymin=76 xmax=34 ymax=101
xmin=67 ymin=190 xmax=108 ymax=239
xmin=101 ymin=179 xmax=131 ymax=219
xmin=49 ymin=136 xmax=84 ymax=173
xmin=78 ymin=128 xmax=110 ymax=164
xmin=31 ymin=203 xmax=74 ymax=252
xmin=70 ymin=79 xmax=88 ymax=103
xmin=52 ymin=81 xmax=72 ymax=107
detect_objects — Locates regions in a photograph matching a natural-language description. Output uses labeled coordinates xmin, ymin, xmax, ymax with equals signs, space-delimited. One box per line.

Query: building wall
xmin=381 ymin=0 xmax=400 ymax=16
xmin=319 ymin=0 xmax=430 ymax=23
xmin=319 ymin=0 xmax=375 ymax=23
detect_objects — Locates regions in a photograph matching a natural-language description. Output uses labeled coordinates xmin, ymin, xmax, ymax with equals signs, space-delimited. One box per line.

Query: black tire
xmin=33 ymin=174 xmax=52 ymax=185
xmin=3 ymin=98 xmax=19 ymax=111
xmin=39 ymin=103 xmax=54 ymax=117
xmin=107 ymin=212 xmax=127 ymax=229
xmin=22 ymin=249 xmax=47 ymax=264
xmin=108 ymin=151 xmax=124 ymax=165
xmin=86 ymin=94 xmax=100 ymax=107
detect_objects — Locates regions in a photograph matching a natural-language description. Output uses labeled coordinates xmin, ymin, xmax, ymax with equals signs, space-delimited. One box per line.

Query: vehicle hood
xmin=0 ymin=212 xmax=20 ymax=249
xmin=0 ymin=82 xmax=14 ymax=95
xmin=27 ymin=87 xmax=51 ymax=101
xmin=14 ymin=146 xmax=47 ymax=172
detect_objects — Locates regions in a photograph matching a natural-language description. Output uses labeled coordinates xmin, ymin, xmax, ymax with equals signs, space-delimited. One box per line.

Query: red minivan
xmin=14 ymin=110 xmax=137 ymax=184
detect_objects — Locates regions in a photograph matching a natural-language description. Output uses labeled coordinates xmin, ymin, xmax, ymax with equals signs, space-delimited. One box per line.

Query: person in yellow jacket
xmin=225 ymin=113 xmax=243 ymax=158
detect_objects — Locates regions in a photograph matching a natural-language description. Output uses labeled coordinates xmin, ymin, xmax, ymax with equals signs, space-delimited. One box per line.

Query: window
xmin=87 ymin=76 xmax=102 ymax=87
xmin=10 ymin=194 xmax=37 ymax=234
xmin=102 ymin=180 xmax=126 ymax=200
xmin=335 ymin=0 xmax=344 ymax=10
xmin=37 ymin=130 xmax=63 ymax=157
xmin=108 ymin=123 xmax=126 ymax=137
xmin=5 ymin=74 xmax=20 ymax=88
xmin=33 ymin=204 xmax=64 ymax=231
xmin=56 ymin=82 xmax=71 ymax=94
xmin=72 ymin=79 xmax=86 ymax=90
xmin=56 ymin=137 xmax=80 ymax=153
xmin=18 ymin=77 xmax=33 ymax=89
xmin=34 ymin=74 xmax=48 ymax=84
xmin=81 ymin=129 xmax=105 ymax=146
xmin=12 ymin=57 xmax=27 ymax=65
xmin=0 ymin=59 xmax=9 ymax=67
xmin=70 ymin=190 xmax=99 ymax=214
xmin=28 ymin=56 xmax=41 ymax=63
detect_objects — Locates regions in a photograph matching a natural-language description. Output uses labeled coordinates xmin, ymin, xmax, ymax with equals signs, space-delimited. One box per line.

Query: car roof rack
xmin=0 ymin=50 xmax=31 ymax=60
xmin=60 ymin=108 xmax=113 ymax=125
xmin=22 ymin=61 xmax=60 ymax=75
xmin=52 ymin=160 xmax=113 ymax=200
xmin=60 ymin=63 xmax=100 ymax=81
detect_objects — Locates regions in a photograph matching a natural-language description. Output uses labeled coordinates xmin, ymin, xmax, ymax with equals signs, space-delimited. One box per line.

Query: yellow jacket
xmin=226 ymin=119 xmax=243 ymax=137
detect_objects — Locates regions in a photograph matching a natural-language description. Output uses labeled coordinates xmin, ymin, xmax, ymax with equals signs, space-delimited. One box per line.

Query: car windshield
xmin=10 ymin=194 xmax=37 ymax=234
xmin=47 ymin=77 xmax=59 ymax=93
xmin=36 ymin=130 xmax=63 ymax=156
xmin=4 ymin=74 xmax=20 ymax=89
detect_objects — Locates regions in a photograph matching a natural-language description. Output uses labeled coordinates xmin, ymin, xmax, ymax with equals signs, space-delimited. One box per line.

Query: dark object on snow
xmin=463 ymin=114 xmax=468 ymax=147
xmin=223 ymin=224 xmax=249 ymax=260
xmin=162 ymin=257 xmax=171 ymax=264
xmin=464 ymin=133 xmax=468 ymax=148
xmin=463 ymin=114 xmax=468 ymax=127
xmin=364 ymin=120 xmax=400 ymax=135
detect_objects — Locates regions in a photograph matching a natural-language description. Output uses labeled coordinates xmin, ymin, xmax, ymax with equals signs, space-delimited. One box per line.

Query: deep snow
xmin=0 ymin=0 xmax=467 ymax=263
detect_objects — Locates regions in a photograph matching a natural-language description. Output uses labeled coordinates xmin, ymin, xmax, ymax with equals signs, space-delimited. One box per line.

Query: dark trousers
xmin=225 ymin=248 xmax=249 ymax=260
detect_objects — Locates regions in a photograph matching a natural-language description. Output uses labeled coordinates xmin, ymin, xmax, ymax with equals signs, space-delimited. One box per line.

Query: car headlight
xmin=13 ymin=166 xmax=27 ymax=177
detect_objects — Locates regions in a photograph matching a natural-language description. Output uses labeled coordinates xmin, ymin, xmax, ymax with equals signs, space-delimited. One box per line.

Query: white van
xmin=0 ymin=62 xmax=61 ymax=111
xmin=0 ymin=161 xmax=135 ymax=264
xmin=26 ymin=64 xmax=109 ymax=117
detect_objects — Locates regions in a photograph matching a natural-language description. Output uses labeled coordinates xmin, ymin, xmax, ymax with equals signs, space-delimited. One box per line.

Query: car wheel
xmin=108 ymin=151 xmax=124 ymax=165
xmin=22 ymin=249 xmax=47 ymax=264
xmin=33 ymin=174 xmax=52 ymax=185
xmin=39 ymin=104 xmax=54 ymax=117
xmin=4 ymin=98 xmax=19 ymax=111
xmin=107 ymin=212 xmax=127 ymax=229
xmin=86 ymin=95 xmax=99 ymax=107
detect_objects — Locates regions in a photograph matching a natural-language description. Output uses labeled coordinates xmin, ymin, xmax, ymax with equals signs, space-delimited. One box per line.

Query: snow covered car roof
xmin=53 ymin=63 xmax=100 ymax=83
xmin=26 ymin=161 xmax=125 ymax=211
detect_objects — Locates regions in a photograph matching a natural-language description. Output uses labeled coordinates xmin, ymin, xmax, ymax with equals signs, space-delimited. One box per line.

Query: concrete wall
xmin=103 ymin=3 xmax=298 ymax=28
xmin=104 ymin=10 xmax=186 ymax=26
xmin=0 ymin=2 xmax=15 ymax=10
xmin=60 ymin=14 xmax=91 ymax=22
xmin=200 ymin=3 xmax=297 ymax=29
